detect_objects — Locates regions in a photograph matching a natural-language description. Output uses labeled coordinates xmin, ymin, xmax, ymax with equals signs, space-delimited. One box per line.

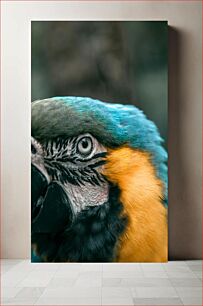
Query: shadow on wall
xmin=168 ymin=27 xmax=202 ymax=260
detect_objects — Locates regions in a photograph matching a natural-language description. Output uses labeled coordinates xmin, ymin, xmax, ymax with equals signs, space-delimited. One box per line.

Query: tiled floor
xmin=1 ymin=260 xmax=202 ymax=305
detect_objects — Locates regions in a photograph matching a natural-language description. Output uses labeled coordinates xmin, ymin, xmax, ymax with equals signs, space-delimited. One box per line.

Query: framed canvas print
xmin=31 ymin=21 xmax=168 ymax=263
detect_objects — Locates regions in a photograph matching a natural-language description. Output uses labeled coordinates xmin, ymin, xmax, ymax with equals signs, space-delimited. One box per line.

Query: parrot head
xmin=31 ymin=97 xmax=168 ymax=262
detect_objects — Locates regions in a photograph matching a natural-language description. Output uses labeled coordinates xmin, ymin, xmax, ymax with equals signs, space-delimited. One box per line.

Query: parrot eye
xmin=77 ymin=136 xmax=93 ymax=156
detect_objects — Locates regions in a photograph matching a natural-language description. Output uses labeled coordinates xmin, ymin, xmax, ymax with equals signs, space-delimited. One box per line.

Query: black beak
xmin=31 ymin=157 xmax=73 ymax=234
xmin=31 ymin=164 xmax=48 ymax=218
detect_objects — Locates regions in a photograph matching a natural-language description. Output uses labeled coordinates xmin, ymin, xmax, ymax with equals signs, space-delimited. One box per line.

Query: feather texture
xmin=32 ymin=96 xmax=167 ymax=201
xmin=103 ymin=147 xmax=167 ymax=262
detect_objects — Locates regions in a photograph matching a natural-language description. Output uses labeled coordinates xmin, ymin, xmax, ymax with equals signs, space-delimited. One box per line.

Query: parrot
xmin=31 ymin=96 xmax=168 ymax=263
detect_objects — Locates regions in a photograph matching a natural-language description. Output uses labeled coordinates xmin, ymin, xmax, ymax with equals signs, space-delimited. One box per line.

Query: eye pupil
xmin=82 ymin=139 xmax=88 ymax=148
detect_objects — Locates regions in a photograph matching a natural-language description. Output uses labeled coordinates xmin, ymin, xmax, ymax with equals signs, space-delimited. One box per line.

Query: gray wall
xmin=168 ymin=26 xmax=202 ymax=259
xmin=1 ymin=1 xmax=202 ymax=259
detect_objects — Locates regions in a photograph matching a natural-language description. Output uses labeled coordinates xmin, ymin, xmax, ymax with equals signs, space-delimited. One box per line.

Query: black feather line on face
xmin=44 ymin=158 xmax=106 ymax=187
xmin=75 ymin=152 xmax=107 ymax=163
xmin=31 ymin=185 xmax=128 ymax=262
xmin=42 ymin=136 xmax=107 ymax=187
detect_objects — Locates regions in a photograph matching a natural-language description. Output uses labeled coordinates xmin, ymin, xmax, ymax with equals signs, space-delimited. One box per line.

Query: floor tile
xmin=103 ymin=270 xmax=144 ymax=278
xmin=1 ymin=259 xmax=203 ymax=306
xmin=165 ymin=261 xmax=187 ymax=266
xmin=73 ymin=271 xmax=102 ymax=287
xmin=47 ymin=277 xmax=76 ymax=288
xmin=1 ymin=259 xmax=23 ymax=265
xmin=133 ymin=297 xmax=183 ymax=305
xmin=2 ymin=274 xmax=28 ymax=287
xmin=102 ymin=287 xmax=132 ymax=298
xmin=102 ymin=297 xmax=134 ymax=305
xmin=175 ymin=287 xmax=202 ymax=298
xmin=1 ymin=299 xmax=10 ymax=305
xmin=2 ymin=263 xmax=34 ymax=287
xmin=81 ymin=263 xmax=102 ymax=272
xmin=186 ymin=260 xmax=202 ymax=266
xmin=123 ymin=277 xmax=172 ymax=287
xmin=41 ymin=286 xmax=101 ymax=298
xmin=1 ymin=265 xmax=16 ymax=274
xmin=180 ymin=296 xmax=202 ymax=305
xmin=17 ymin=278 xmax=53 ymax=287
xmin=133 ymin=286 xmax=178 ymax=298
xmin=5 ymin=260 xmax=34 ymax=272
xmin=75 ymin=276 xmax=102 ymax=287
xmin=140 ymin=263 xmax=165 ymax=272
xmin=54 ymin=270 xmax=80 ymax=278
xmin=169 ymin=277 xmax=202 ymax=287
xmin=15 ymin=287 xmax=45 ymax=298
xmin=78 ymin=271 xmax=102 ymax=278
xmin=35 ymin=297 xmax=101 ymax=305
xmin=143 ymin=270 xmax=168 ymax=278
xmin=189 ymin=264 xmax=202 ymax=272
xmin=164 ymin=265 xmax=192 ymax=272
xmin=57 ymin=264 xmax=82 ymax=272
xmin=22 ymin=271 xmax=56 ymax=278
xmin=102 ymin=277 xmax=172 ymax=288
xmin=32 ymin=264 xmax=60 ymax=272
xmin=103 ymin=263 xmax=142 ymax=273
xmin=17 ymin=271 xmax=55 ymax=287
xmin=2 ymin=296 xmax=39 ymax=305
xmin=166 ymin=271 xmax=197 ymax=278
xmin=194 ymin=271 xmax=202 ymax=279
xmin=2 ymin=287 xmax=22 ymax=299
xmin=102 ymin=278 xmax=122 ymax=287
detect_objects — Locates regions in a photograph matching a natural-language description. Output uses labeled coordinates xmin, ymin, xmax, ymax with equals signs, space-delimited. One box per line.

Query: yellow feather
xmin=103 ymin=147 xmax=168 ymax=262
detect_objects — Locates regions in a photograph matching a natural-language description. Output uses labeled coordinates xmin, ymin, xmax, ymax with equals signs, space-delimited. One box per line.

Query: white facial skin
xmin=31 ymin=134 xmax=109 ymax=214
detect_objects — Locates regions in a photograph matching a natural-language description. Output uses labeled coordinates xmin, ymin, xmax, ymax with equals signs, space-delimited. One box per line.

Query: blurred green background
xmin=31 ymin=21 xmax=168 ymax=146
